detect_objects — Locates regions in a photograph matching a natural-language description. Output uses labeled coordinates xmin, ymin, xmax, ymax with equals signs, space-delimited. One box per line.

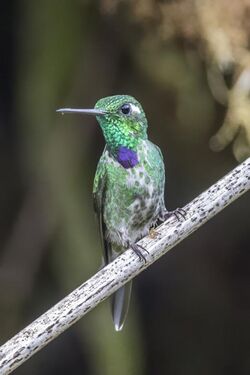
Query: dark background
xmin=0 ymin=1 xmax=250 ymax=374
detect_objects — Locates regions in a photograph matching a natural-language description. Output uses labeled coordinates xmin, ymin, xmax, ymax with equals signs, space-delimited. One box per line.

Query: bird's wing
xmin=155 ymin=144 xmax=164 ymax=160
xmin=93 ymin=150 xmax=112 ymax=265
xmin=154 ymin=144 xmax=165 ymax=181
xmin=153 ymin=143 xmax=167 ymax=215
xmin=93 ymin=151 xmax=132 ymax=331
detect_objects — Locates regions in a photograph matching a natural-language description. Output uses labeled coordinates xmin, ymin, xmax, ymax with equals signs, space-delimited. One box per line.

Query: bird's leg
xmin=164 ymin=208 xmax=187 ymax=221
xmin=128 ymin=242 xmax=149 ymax=262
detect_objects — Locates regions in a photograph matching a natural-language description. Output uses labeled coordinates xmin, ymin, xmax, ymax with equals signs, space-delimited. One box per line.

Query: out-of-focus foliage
xmin=101 ymin=0 xmax=250 ymax=162
xmin=0 ymin=1 xmax=249 ymax=374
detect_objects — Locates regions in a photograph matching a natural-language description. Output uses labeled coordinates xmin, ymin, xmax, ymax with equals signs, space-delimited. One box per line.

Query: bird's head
xmin=57 ymin=95 xmax=148 ymax=153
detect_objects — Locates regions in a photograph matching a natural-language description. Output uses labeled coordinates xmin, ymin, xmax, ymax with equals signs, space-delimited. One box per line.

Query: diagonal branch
xmin=0 ymin=158 xmax=250 ymax=375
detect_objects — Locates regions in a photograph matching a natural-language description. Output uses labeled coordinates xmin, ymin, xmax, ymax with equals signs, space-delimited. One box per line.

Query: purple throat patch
xmin=117 ymin=146 xmax=139 ymax=169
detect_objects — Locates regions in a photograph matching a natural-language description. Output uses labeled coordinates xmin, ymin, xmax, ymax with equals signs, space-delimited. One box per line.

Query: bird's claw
xmin=164 ymin=207 xmax=187 ymax=222
xmin=131 ymin=243 xmax=149 ymax=262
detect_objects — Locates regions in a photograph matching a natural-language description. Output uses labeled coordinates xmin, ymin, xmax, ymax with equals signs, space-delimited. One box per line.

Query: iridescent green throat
xmin=97 ymin=115 xmax=148 ymax=153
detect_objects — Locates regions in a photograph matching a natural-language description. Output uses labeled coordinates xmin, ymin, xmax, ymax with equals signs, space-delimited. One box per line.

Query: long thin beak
xmin=56 ymin=108 xmax=106 ymax=116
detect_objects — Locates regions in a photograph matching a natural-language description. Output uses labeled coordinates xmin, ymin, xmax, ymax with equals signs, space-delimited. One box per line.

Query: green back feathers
xmin=95 ymin=95 xmax=148 ymax=152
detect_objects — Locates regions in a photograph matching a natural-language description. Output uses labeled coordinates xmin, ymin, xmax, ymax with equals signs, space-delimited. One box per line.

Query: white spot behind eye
xmin=130 ymin=103 xmax=141 ymax=114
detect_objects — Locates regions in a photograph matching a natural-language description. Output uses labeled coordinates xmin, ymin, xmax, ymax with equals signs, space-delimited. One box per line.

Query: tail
xmin=103 ymin=240 xmax=132 ymax=331
xmin=111 ymin=281 xmax=132 ymax=331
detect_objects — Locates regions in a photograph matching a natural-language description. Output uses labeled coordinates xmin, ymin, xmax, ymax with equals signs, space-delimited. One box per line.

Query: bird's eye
xmin=120 ymin=103 xmax=131 ymax=115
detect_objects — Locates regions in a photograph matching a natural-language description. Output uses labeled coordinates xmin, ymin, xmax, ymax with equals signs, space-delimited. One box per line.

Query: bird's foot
xmin=164 ymin=208 xmax=187 ymax=222
xmin=149 ymin=228 xmax=159 ymax=239
xmin=130 ymin=243 xmax=149 ymax=262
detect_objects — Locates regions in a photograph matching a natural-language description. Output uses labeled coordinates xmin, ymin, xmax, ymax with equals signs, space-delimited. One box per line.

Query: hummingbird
xmin=57 ymin=95 xmax=182 ymax=331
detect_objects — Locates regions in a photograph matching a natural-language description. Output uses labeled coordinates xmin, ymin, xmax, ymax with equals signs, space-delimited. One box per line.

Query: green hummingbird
xmin=57 ymin=95 xmax=183 ymax=331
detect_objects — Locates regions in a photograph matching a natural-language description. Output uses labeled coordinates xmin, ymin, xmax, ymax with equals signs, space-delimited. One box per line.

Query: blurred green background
xmin=0 ymin=1 xmax=250 ymax=374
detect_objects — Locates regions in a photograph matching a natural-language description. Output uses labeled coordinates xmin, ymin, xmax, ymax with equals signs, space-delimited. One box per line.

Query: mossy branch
xmin=0 ymin=158 xmax=249 ymax=375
